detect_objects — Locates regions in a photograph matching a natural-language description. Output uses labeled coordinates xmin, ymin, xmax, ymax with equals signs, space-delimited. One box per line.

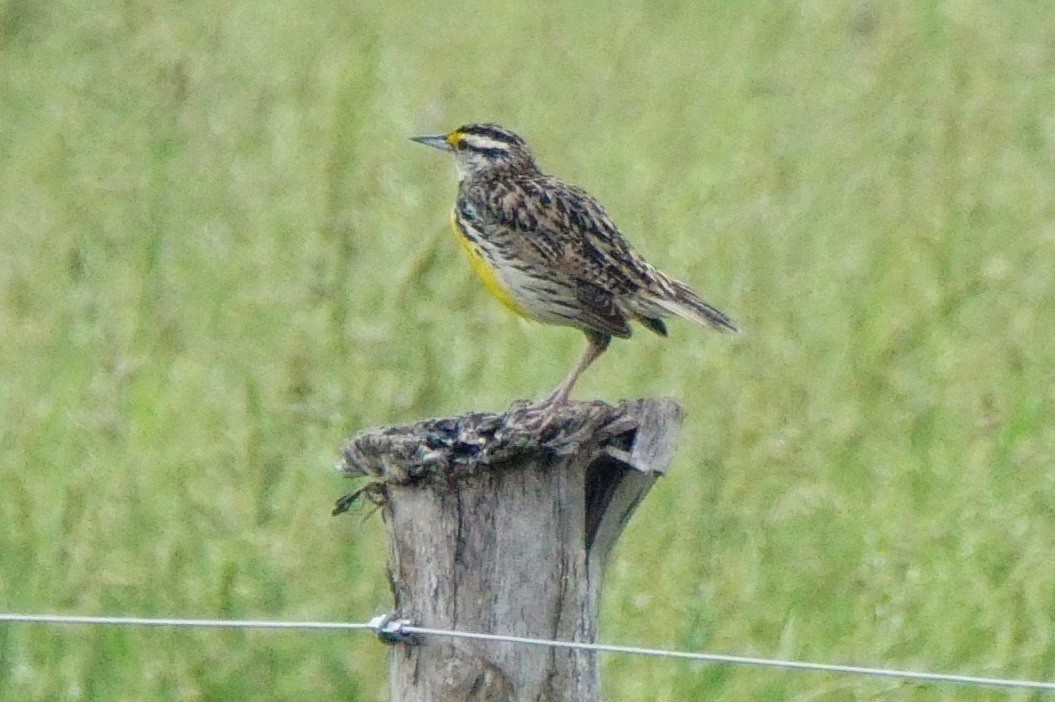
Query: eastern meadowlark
xmin=411 ymin=123 xmax=736 ymax=415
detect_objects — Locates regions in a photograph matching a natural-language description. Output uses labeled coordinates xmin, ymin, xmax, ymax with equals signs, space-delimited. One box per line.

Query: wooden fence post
xmin=337 ymin=398 xmax=683 ymax=702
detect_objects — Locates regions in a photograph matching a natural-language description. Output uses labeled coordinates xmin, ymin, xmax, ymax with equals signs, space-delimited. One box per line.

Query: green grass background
xmin=2 ymin=1 xmax=1054 ymax=699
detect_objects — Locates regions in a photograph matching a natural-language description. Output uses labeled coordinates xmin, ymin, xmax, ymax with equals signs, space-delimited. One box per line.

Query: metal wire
xmin=395 ymin=622 xmax=1055 ymax=692
xmin=2 ymin=612 xmax=1054 ymax=692
xmin=0 ymin=613 xmax=372 ymax=631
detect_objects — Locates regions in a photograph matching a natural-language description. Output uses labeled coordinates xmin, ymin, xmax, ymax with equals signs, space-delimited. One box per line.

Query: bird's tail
xmin=655 ymin=279 xmax=738 ymax=333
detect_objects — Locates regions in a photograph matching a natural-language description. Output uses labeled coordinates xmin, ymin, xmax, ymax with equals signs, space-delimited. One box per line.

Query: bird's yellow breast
xmin=450 ymin=210 xmax=528 ymax=318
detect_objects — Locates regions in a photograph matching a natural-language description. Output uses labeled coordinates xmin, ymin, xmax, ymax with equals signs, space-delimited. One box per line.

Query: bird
xmin=410 ymin=123 xmax=736 ymax=418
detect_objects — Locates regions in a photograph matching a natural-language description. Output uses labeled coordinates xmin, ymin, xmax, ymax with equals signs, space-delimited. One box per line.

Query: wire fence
xmin=2 ymin=611 xmax=1054 ymax=692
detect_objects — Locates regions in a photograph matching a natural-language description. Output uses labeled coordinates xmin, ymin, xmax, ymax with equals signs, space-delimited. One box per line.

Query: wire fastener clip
xmin=367 ymin=614 xmax=420 ymax=646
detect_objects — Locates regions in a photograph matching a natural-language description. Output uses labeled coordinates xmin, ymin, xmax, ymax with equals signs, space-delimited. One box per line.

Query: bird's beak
xmin=409 ymin=134 xmax=454 ymax=152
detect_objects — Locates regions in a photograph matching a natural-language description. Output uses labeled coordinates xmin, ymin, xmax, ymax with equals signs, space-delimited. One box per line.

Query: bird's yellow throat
xmin=450 ymin=210 xmax=528 ymax=318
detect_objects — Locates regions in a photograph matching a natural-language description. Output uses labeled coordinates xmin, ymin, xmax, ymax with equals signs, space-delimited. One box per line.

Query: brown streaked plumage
xmin=410 ymin=123 xmax=736 ymax=415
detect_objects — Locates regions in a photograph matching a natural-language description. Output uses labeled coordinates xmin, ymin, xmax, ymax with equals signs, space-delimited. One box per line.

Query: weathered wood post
xmin=336 ymin=398 xmax=683 ymax=701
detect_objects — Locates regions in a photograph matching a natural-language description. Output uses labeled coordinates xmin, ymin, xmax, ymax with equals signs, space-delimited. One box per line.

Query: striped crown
xmin=432 ymin=123 xmax=539 ymax=179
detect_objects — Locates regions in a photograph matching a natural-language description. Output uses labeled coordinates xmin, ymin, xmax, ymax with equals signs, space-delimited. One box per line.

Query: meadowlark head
xmin=410 ymin=123 xmax=537 ymax=180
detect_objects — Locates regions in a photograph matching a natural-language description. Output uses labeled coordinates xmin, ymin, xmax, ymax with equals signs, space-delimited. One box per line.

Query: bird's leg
xmin=535 ymin=332 xmax=610 ymax=420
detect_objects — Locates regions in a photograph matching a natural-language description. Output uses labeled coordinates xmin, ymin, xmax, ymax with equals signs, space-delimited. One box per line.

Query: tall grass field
xmin=2 ymin=1 xmax=1053 ymax=699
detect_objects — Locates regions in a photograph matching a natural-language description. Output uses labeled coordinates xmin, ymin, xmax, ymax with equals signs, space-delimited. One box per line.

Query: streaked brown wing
xmin=482 ymin=176 xmax=653 ymax=292
xmin=468 ymin=177 xmax=634 ymax=338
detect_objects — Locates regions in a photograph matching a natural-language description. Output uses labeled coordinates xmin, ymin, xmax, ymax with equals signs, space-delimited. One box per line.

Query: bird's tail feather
xmin=656 ymin=280 xmax=738 ymax=333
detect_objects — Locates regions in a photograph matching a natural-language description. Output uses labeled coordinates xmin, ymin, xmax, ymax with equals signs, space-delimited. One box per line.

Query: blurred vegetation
xmin=1 ymin=1 xmax=1054 ymax=699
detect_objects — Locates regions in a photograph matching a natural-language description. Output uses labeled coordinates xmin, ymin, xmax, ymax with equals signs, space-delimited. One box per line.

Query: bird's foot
xmin=508 ymin=391 xmax=569 ymax=434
